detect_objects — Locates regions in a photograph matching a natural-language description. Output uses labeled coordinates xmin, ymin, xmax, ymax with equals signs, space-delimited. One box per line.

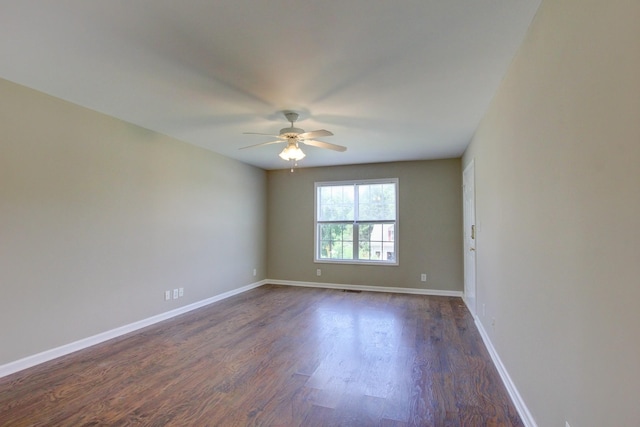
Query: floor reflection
xmin=308 ymin=300 xmax=407 ymax=405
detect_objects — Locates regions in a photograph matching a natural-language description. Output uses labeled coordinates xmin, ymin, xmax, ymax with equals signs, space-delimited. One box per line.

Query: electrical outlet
xmin=179 ymin=287 xmax=184 ymax=297
xmin=491 ymin=317 xmax=496 ymax=328
xmin=420 ymin=273 xmax=427 ymax=282
xmin=253 ymin=268 xmax=257 ymax=277
xmin=164 ymin=291 xmax=171 ymax=301
xmin=317 ymin=269 xmax=321 ymax=276
xmin=173 ymin=289 xmax=179 ymax=299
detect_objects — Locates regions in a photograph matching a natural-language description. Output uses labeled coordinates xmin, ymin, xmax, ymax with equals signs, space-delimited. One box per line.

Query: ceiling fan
xmin=240 ymin=111 xmax=347 ymax=163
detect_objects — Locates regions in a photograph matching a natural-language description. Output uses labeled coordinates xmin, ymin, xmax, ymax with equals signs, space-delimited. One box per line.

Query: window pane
xmin=341 ymin=241 xmax=353 ymax=259
xmin=358 ymin=241 xmax=371 ymax=260
xmin=371 ymin=223 xmax=383 ymax=241
xmin=383 ymin=242 xmax=395 ymax=261
xmin=320 ymin=223 xmax=351 ymax=241
xmin=385 ymin=224 xmax=395 ymax=242
xmin=318 ymin=185 xmax=354 ymax=221
xmin=358 ymin=223 xmax=395 ymax=262
xmin=319 ymin=240 xmax=332 ymax=259
xmin=358 ymin=183 xmax=396 ymax=221
xmin=358 ymin=223 xmax=374 ymax=240
xmin=318 ymin=223 xmax=353 ymax=260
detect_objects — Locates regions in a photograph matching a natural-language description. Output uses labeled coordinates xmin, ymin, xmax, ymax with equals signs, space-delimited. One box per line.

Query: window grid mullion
xmin=353 ymin=184 xmax=359 ymax=260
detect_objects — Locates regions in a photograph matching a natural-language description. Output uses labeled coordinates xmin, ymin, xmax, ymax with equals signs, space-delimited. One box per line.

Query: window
xmin=315 ymin=179 xmax=398 ymax=265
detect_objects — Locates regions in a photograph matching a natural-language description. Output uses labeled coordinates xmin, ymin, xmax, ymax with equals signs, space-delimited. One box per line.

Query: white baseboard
xmin=473 ymin=315 xmax=538 ymax=427
xmin=0 ymin=280 xmax=267 ymax=379
xmin=268 ymin=279 xmax=463 ymax=297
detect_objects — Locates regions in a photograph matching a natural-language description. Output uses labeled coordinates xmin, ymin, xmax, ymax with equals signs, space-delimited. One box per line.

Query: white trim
xmin=269 ymin=279 xmax=463 ymax=297
xmin=314 ymin=178 xmax=399 ymax=266
xmin=462 ymin=158 xmax=477 ymax=316
xmin=0 ymin=280 xmax=268 ymax=379
xmin=473 ymin=314 xmax=538 ymax=427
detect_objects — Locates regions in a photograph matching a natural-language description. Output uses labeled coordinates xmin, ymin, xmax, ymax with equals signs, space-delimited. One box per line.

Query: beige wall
xmin=463 ymin=1 xmax=640 ymax=425
xmin=267 ymin=160 xmax=463 ymax=291
xmin=0 ymin=79 xmax=267 ymax=365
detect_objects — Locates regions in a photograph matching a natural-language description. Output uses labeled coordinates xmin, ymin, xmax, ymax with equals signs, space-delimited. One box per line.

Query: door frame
xmin=463 ymin=159 xmax=477 ymax=315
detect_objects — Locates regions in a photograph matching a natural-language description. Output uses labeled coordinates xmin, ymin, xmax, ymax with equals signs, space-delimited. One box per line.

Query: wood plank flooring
xmin=0 ymin=285 xmax=522 ymax=426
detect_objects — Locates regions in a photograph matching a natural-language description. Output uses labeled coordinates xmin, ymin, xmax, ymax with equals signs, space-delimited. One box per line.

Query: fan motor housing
xmin=280 ymin=127 xmax=305 ymax=136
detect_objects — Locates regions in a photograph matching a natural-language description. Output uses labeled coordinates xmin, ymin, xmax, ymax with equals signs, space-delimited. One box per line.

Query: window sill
xmin=314 ymin=259 xmax=399 ymax=267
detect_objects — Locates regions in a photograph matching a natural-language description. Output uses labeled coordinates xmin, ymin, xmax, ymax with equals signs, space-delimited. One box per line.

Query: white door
xmin=463 ymin=160 xmax=477 ymax=315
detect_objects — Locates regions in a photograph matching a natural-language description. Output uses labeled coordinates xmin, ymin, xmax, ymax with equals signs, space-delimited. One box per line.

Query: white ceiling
xmin=0 ymin=1 xmax=540 ymax=170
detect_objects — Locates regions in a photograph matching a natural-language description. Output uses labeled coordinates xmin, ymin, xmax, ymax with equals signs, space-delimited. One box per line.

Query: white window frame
xmin=314 ymin=178 xmax=399 ymax=266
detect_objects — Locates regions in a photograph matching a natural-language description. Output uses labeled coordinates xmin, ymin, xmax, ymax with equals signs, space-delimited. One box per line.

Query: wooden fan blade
xmin=301 ymin=140 xmax=347 ymax=152
xmin=298 ymin=129 xmax=333 ymax=139
xmin=239 ymin=140 xmax=285 ymax=150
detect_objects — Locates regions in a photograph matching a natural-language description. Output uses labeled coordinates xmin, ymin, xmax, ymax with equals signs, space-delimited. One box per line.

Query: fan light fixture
xmin=279 ymin=142 xmax=306 ymax=161
xmin=241 ymin=110 xmax=345 ymax=170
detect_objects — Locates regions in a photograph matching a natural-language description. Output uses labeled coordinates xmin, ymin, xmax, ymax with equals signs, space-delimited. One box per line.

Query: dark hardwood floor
xmin=0 ymin=285 xmax=522 ymax=426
